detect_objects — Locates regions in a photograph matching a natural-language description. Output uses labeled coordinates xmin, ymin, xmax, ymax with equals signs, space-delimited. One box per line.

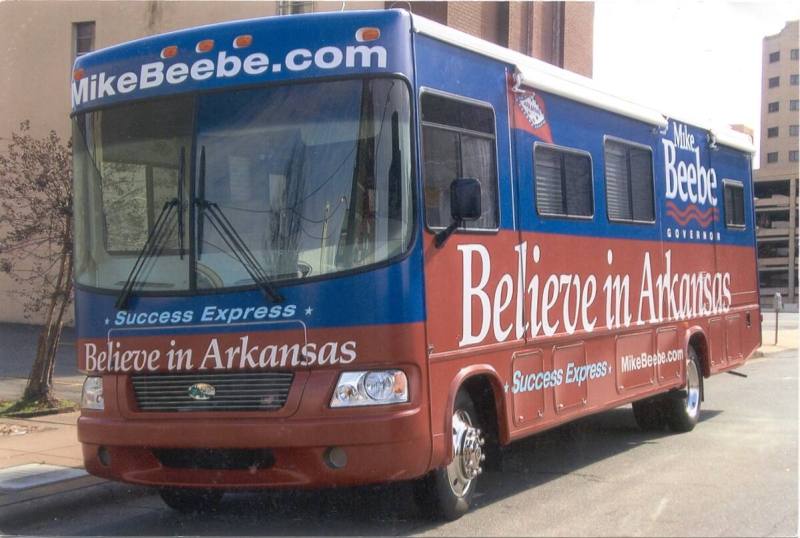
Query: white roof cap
xmin=411 ymin=15 xmax=755 ymax=154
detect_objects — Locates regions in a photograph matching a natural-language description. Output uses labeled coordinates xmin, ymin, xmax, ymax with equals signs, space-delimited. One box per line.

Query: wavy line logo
xmin=665 ymin=201 xmax=719 ymax=228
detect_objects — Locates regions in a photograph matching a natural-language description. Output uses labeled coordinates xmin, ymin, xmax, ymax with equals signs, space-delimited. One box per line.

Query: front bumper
xmin=78 ymin=407 xmax=432 ymax=489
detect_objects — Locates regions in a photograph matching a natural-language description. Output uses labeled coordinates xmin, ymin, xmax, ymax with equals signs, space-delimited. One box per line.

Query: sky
xmin=593 ymin=0 xmax=800 ymax=165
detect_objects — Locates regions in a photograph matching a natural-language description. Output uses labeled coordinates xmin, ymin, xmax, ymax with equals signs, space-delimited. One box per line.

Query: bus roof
xmin=412 ymin=14 xmax=755 ymax=154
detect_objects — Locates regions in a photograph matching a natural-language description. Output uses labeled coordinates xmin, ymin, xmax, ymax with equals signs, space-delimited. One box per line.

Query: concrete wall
xmin=758 ymin=20 xmax=799 ymax=171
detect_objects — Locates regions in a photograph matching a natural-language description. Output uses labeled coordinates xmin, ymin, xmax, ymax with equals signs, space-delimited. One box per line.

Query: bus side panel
xmin=413 ymin=38 xmax=761 ymax=461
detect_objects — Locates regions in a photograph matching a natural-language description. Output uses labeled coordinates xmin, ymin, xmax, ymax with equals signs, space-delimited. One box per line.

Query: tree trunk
xmin=23 ymin=225 xmax=72 ymax=404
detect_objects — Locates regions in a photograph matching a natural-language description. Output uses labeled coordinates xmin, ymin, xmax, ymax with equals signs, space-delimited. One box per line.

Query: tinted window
xmin=74 ymin=21 xmax=95 ymax=58
xmin=421 ymin=93 xmax=498 ymax=229
xmin=604 ymin=139 xmax=654 ymax=222
xmin=724 ymin=182 xmax=745 ymax=228
xmin=534 ymin=145 xmax=593 ymax=217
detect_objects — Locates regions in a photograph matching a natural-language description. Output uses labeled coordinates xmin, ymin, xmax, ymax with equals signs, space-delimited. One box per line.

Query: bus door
xmin=414 ymin=43 xmax=524 ymax=457
xmin=709 ymin=146 xmax=757 ymax=369
xmin=705 ymin=141 xmax=729 ymax=372
xmin=418 ymin=83 xmax=522 ymax=359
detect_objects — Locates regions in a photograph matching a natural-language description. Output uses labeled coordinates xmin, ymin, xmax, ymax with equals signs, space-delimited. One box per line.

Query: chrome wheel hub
xmin=446 ymin=409 xmax=485 ymax=497
xmin=685 ymin=359 xmax=700 ymax=419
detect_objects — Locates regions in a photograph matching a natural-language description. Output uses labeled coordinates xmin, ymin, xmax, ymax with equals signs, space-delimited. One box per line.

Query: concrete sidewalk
xmin=758 ymin=311 xmax=798 ymax=357
xmin=0 ymin=411 xmax=105 ymax=510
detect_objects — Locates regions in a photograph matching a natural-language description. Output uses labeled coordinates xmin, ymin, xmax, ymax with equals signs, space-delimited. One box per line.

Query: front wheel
xmin=413 ymin=390 xmax=485 ymax=521
xmin=664 ymin=347 xmax=703 ymax=433
xmin=159 ymin=487 xmax=224 ymax=513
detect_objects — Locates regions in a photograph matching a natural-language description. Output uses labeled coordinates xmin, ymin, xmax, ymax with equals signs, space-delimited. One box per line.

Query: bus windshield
xmin=73 ymin=78 xmax=413 ymax=293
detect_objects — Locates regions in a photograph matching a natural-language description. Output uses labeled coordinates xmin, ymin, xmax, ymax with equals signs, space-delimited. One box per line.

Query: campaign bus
xmin=71 ymin=9 xmax=761 ymax=519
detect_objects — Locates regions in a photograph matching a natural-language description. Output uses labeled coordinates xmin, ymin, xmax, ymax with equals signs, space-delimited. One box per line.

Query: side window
xmin=421 ymin=92 xmax=498 ymax=230
xmin=533 ymin=144 xmax=593 ymax=218
xmin=604 ymin=139 xmax=655 ymax=223
xmin=724 ymin=181 xmax=746 ymax=228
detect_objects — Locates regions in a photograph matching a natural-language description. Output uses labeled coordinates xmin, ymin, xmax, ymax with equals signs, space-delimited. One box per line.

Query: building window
xmin=792 ymin=49 xmax=799 ymax=60
xmin=790 ymin=125 xmax=799 ymax=137
xmin=533 ymin=145 xmax=593 ymax=218
xmin=73 ymin=21 xmax=95 ymax=58
xmin=724 ymin=181 xmax=745 ymax=228
xmin=768 ymin=101 xmax=780 ymax=113
xmin=604 ymin=139 xmax=654 ymax=223
xmin=791 ymin=100 xmax=799 ymax=111
xmin=277 ymin=1 xmax=313 ymax=15
xmin=769 ymin=51 xmax=780 ymax=63
xmin=767 ymin=126 xmax=779 ymax=138
xmin=791 ymin=150 xmax=799 ymax=162
xmin=768 ymin=76 xmax=780 ymax=88
xmin=767 ymin=152 xmax=779 ymax=163
xmin=421 ymin=92 xmax=498 ymax=230
xmin=791 ymin=74 xmax=799 ymax=86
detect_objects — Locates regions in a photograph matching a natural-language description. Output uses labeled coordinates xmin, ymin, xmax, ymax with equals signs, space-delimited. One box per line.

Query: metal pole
xmin=774 ymin=308 xmax=778 ymax=345
xmin=773 ymin=292 xmax=782 ymax=345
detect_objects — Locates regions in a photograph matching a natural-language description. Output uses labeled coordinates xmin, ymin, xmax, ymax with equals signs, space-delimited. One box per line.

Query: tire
xmin=632 ymin=397 xmax=666 ymax=431
xmin=159 ymin=487 xmax=224 ymax=513
xmin=664 ymin=346 xmax=703 ymax=433
xmin=413 ymin=389 xmax=485 ymax=521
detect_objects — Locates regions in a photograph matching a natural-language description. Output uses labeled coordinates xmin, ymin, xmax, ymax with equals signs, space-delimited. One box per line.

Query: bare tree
xmin=0 ymin=121 xmax=73 ymax=405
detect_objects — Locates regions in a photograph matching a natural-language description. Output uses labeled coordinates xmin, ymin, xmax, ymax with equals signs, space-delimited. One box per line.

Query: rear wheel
xmin=632 ymin=397 xmax=666 ymax=431
xmin=414 ymin=389 xmax=485 ymax=521
xmin=159 ymin=488 xmax=224 ymax=513
xmin=664 ymin=347 xmax=703 ymax=432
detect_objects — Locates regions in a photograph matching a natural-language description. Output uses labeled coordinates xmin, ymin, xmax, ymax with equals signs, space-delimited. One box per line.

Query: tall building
xmin=0 ymin=1 xmax=594 ymax=323
xmin=754 ymin=20 xmax=799 ymax=307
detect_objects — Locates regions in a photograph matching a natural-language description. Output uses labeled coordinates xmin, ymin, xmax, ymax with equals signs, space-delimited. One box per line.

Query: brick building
xmin=0 ymin=1 xmax=594 ymax=323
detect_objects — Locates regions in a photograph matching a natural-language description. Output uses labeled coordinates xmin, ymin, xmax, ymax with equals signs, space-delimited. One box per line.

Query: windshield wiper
xmin=195 ymin=146 xmax=284 ymax=303
xmin=177 ymin=147 xmax=185 ymax=259
xmin=115 ymin=147 xmax=187 ymax=310
xmin=115 ymin=198 xmax=178 ymax=310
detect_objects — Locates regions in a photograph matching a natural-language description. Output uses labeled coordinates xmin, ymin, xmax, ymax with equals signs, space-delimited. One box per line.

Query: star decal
xmin=305 ymin=307 xmax=313 ymax=316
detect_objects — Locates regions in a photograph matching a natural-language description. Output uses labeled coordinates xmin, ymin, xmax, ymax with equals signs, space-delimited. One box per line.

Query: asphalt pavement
xmin=0 ymin=345 xmax=796 ymax=536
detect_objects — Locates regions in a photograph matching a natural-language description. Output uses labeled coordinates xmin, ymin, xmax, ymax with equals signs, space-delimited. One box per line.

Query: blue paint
xmin=72 ymin=10 xmax=756 ymax=342
xmin=71 ymin=10 xmax=413 ymax=114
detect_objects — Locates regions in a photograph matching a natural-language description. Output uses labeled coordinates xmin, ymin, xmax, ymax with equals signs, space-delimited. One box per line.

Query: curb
xmin=0 ymin=474 xmax=106 ymax=509
xmin=0 ymin=476 xmax=153 ymax=530
xmin=0 ymin=405 xmax=78 ymax=419
xmin=752 ymin=346 xmax=795 ymax=359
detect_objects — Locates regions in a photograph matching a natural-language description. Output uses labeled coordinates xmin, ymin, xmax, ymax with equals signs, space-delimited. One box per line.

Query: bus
xmin=71 ymin=9 xmax=761 ymax=520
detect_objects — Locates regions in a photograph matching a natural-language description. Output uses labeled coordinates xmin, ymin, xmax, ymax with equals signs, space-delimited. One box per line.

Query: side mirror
xmin=435 ymin=178 xmax=482 ymax=248
xmin=450 ymin=177 xmax=482 ymax=222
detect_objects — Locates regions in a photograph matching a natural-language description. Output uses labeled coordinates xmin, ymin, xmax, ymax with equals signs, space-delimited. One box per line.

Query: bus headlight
xmin=330 ymin=370 xmax=408 ymax=407
xmin=81 ymin=376 xmax=104 ymax=410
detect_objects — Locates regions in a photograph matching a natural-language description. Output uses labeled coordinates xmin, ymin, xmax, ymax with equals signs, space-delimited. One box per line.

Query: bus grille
xmin=131 ymin=372 xmax=294 ymax=412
